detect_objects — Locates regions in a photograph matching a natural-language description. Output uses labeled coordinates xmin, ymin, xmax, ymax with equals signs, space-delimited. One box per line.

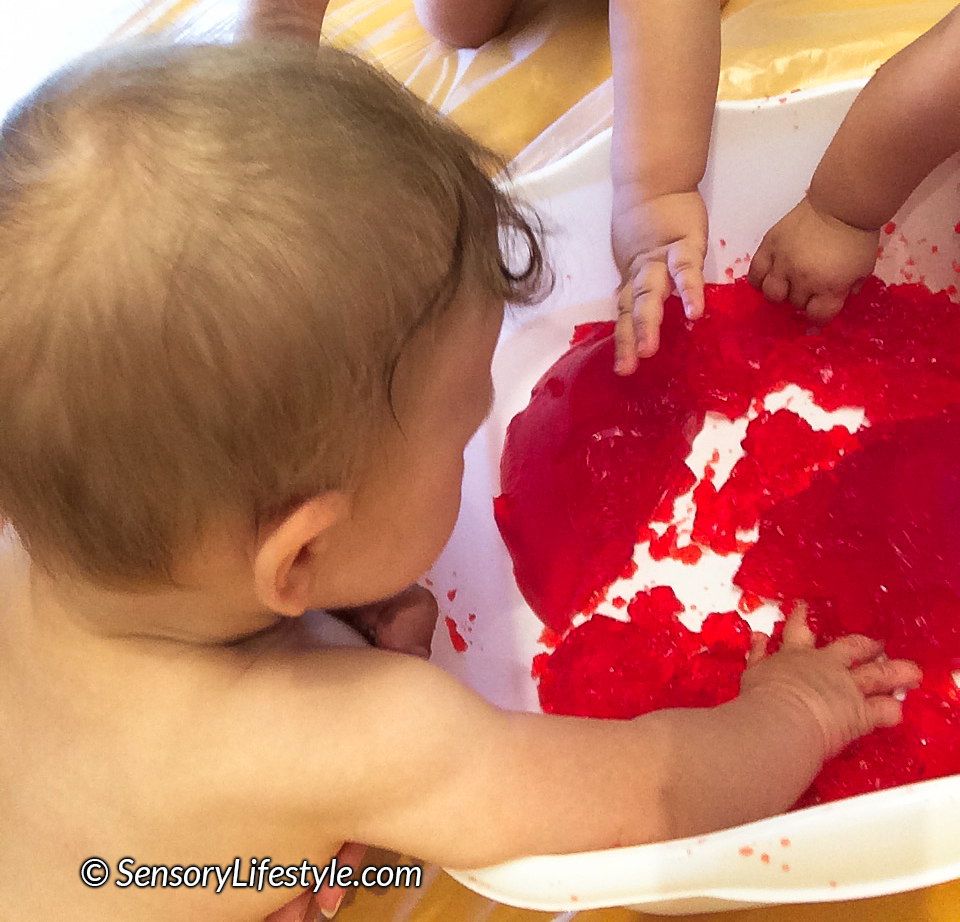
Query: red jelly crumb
xmin=738 ymin=591 xmax=763 ymax=614
xmin=444 ymin=617 xmax=468 ymax=653
xmin=538 ymin=626 xmax=565 ymax=649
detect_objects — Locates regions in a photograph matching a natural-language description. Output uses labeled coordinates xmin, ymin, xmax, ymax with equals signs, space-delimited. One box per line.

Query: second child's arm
xmin=610 ymin=0 xmax=721 ymax=371
xmin=246 ymin=0 xmax=331 ymax=43
xmin=749 ymin=7 xmax=960 ymax=320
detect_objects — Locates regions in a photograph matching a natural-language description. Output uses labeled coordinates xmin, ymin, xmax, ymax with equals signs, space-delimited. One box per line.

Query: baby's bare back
xmin=0 ymin=543 xmax=355 ymax=922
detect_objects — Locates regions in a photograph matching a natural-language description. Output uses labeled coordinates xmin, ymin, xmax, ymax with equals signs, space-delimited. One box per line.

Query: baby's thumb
xmin=806 ymin=291 xmax=846 ymax=323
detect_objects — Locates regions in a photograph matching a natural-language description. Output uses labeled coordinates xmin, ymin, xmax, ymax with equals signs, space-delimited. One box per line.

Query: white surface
xmin=0 ymin=1 xmax=137 ymax=120
xmin=429 ymin=83 xmax=960 ymax=913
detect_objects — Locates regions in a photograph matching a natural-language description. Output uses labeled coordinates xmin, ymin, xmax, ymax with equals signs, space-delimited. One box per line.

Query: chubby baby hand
xmin=740 ymin=605 xmax=922 ymax=761
xmin=611 ymin=187 xmax=708 ymax=372
xmin=748 ymin=197 xmax=879 ymax=322
xmin=332 ymin=584 xmax=439 ymax=660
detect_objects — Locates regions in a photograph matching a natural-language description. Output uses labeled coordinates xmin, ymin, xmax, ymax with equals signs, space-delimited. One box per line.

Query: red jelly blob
xmin=496 ymin=281 xmax=805 ymax=631
xmin=494 ymin=312 xmax=702 ymax=633
xmin=444 ymin=616 xmax=467 ymax=653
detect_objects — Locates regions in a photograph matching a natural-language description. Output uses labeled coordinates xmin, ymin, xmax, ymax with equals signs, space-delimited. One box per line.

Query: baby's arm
xmin=611 ymin=0 xmax=721 ymax=371
xmin=225 ymin=608 xmax=918 ymax=870
xmin=247 ymin=0 xmax=331 ymax=42
xmin=414 ymin=0 xmax=519 ymax=48
xmin=749 ymin=7 xmax=960 ymax=320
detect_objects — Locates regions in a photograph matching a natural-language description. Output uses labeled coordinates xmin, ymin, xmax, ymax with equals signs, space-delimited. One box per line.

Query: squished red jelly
xmin=501 ymin=276 xmax=960 ymax=806
xmin=535 ymin=590 xmax=750 ymax=719
xmin=736 ymin=410 xmax=960 ymax=671
xmin=693 ymin=409 xmax=859 ymax=555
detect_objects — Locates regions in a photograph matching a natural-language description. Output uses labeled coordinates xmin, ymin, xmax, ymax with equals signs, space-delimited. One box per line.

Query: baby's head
xmin=0 ymin=41 xmax=544 ymax=610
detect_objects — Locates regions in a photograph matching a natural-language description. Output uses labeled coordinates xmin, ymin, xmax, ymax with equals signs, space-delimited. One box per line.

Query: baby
xmin=0 ymin=40 xmax=920 ymax=922
xmin=749 ymin=6 xmax=960 ymax=318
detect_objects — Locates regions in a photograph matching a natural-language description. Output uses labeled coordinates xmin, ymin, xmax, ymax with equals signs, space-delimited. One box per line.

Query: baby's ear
xmin=253 ymin=493 xmax=350 ymax=616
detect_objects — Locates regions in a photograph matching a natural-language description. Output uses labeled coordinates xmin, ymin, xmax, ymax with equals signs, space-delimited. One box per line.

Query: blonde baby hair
xmin=0 ymin=39 xmax=545 ymax=586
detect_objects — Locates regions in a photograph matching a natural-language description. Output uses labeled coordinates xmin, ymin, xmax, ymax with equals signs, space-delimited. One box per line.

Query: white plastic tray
xmin=427 ymin=83 xmax=960 ymax=914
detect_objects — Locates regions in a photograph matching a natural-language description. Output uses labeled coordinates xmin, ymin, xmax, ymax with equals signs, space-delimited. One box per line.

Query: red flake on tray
xmin=738 ymin=591 xmax=763 ymax=614
xmin=444 ymin=617 xmax=468 ymax=653
xmin=647 ymin=524 xmax=703 ymax=564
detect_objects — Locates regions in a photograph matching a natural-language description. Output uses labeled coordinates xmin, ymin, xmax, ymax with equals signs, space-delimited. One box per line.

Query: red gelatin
xmin=533 ymin=586 xmax=750 ymax=719
xmin=700 ymin=610 xmax=753 ymax=658
xmin=626 ymin=586 xmax=685 ymax=624
xmin=536 ymin=592 xmax=750 ymax=719
xmin=795 ymin=726 xmax=924 ymax=808
xmin=736 ymin=410 xmax=960 ymax=671
xmin=496 ymin=280 xmax=807 ymax=631
xmin=535 ymin=614 xmax=692 ymax=719
xmin=444 ymin=617 xmax=467 ymax=653
xmin=902 ymin=669 xmax=960 ymax=778
xmin=503 ymin=276 xmax=960 ymax=804
xmin=693 ymin=409 xmax=858 ymax=555
xmin=494 ymin=311 xmax=702 ymax=632
xmin=684 ymin=282 xmax=806 ymax=419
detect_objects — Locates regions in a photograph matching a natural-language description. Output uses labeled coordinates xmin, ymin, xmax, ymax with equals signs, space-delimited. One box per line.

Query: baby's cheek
xmin=436 ymin=461 xmax=466 ymax=542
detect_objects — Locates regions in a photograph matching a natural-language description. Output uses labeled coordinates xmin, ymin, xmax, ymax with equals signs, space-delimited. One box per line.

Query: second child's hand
xmin=612 ymin=187 xmax=708 ymax=373
xmin=748 ymin=196 xmax=879 ymax=322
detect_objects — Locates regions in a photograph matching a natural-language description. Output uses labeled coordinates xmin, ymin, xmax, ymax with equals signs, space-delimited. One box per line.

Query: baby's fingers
xmin=805 ymin=291 xmax=846 ymax=323
xmin=615 ymin=260 xmax=670 ymax=374
xmin=747 ymin=242 xmax=773 ymax=290
xmin=780 ymin=602 xmax=815 ymax=648
xmin=667 ymin=240 xmax=705 ymax=320
xmin=745 ymin=631 xmax=769 ymax=667
xmin=863 ymin=695 xmax=905 ymax=731
xmin=852 ymin=657 xmax=922 ymax=697
xmin=824 ymin=632 xmax=884 ymax=668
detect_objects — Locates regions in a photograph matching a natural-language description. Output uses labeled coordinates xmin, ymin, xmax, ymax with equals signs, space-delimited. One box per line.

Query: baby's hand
xmin=332 ymin=584 xmax=438 ymax=659
xmin=740 ymin=606 xmax=921 ymax=761
xmin=748 ymin=197 xmax=879 ymax=322
xmin=612 ymin=187 xmax=708 ymax=373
